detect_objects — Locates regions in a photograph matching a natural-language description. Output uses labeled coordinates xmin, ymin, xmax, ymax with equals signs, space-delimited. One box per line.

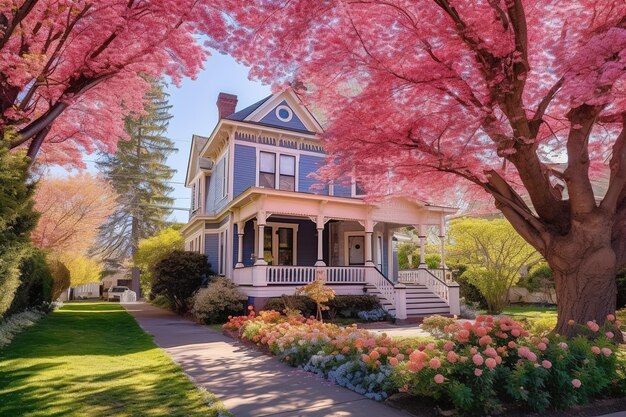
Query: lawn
xmin=0 ymin=302 xmax=230 ymax=417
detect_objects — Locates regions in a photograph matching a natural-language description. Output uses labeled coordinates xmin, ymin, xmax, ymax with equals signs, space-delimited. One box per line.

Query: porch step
xmin=364 ymin=283 xmax=450 ymax=319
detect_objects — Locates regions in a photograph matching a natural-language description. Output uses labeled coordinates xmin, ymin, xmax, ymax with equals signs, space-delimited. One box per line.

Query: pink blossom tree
xmin=218 ymin=0 xmax=626 ymax=337
xmin=0 ymin=0 xmax=227 ymax=168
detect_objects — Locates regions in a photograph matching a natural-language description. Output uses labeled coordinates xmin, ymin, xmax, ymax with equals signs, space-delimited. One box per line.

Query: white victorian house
xmin=181 ymin=89 xmax=460 ymax=320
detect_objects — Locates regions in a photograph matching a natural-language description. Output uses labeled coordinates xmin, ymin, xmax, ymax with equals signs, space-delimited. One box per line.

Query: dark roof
xmin=226 ymin=95 xmax=272 ymax=121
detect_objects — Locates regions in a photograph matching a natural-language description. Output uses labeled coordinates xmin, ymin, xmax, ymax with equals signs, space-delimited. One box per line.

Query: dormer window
xmin=258 ymin=151 xmax=296 ymax=191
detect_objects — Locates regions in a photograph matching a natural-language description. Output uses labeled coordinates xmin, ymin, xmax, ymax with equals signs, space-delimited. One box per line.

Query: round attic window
xmin=276 ymin=105 xmax=293 ymax=122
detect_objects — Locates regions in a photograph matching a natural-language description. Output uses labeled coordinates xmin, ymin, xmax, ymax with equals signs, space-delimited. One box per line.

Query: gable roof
xmin=184 ymin=134 xmax=210 ymax=187
xmin=226 ymin=95 xmax=272 ymax=121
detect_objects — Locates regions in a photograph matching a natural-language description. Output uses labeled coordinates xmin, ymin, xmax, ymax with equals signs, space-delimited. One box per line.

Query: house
xmin=180 ymin=89 xmax=460 ymax=320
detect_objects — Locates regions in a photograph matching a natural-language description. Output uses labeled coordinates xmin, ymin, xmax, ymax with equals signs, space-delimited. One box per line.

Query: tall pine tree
xmin=97 ymin=81 xmax=176 ymax=266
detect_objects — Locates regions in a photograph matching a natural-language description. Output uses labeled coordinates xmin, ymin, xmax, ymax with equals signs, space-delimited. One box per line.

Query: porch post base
xmin=314 ymin=260 xmax=326 ymax=267
xmin=252 ymin=265 xmax=268 ymax=286
xmin=254 ymin=260 xmax=268 ymax=266
xmin=365 ymin=261 xmax=375 ymax=267
xmin=235 ymin=263 xmax=244 ymax=268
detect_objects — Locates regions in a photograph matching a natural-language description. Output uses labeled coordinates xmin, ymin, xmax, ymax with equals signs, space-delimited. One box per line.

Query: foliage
xmin=451 ymin=264 xmax=488 ymax=310
xmin=518 ymin=263 xmax=554 ymax=293
xmin=0 ymin=302 xmax=61 ymax=348
xmin=425 ymin=254 xmax=441 ymax=270
xmin=448 ymin=218 xmax=542 ymax=314
xmin=62 ymin=255 xmax=104 ymax=286
xmin=218 ymin=0 xmax=626 ymax=334
xmin=421 ymin=315 xmax=456 ymax=338
xmin=151 ymin=294 xmax=173 ymax=310
xmin=48 ymin=259 xmax=71 ymax=300
xmin=264 ymin=295 xmax=381 ymax=320
xmin=0 ymin=303 xmax=232 ymax=417
xmin=0 ymin=1 xmax=224 ymax=168
xmin=224 ymin=309 xmax=624 ymax=415
xmin=7 ymin=248 xmax=53 ymax=315
xmin=96 ymin=81 xmax=176 ymax=265
xmin=295 ymin=272 xmax=336 ymax=322
xmin=152 ymin=251 xmax=210 ymax=313
xmin=398 ymin=242 xmax=419 ymax=269
xmin=357 ymin=308 xmax=391 ymax=322
xmin=134 ymin=227 xmax=184 ymax=296
xmin=32 ymin=173 xmax=116 ymax=255
xmin=0 ymin=146 xmax=39 ymax=318
xmin=191 ymin=278 xmax=247 ymax=324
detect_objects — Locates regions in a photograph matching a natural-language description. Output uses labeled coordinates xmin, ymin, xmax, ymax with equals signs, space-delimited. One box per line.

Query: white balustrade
xmin=365 ymin=267 xmax=395 ymax=305
xmin=267 ymin=266 xmax=316 ymax=284
xmin=325 ymin=267 xmax=366 ymax=284
xmin=397 ymin=270 xmax=420 ymax=285
xmin=398 ymin=268 xmax=461 ymax=311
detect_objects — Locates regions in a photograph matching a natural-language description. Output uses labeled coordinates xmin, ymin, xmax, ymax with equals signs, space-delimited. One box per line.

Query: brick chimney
xmin=216 ymin=92 xmax=238 ymax=119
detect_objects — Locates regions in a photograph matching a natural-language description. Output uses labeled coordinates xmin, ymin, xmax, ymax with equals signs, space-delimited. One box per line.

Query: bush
xmin=152 ymin=251 xmax=210 ymax=313
xmin=151 ymin=294 xmax=172 ymax=309
xmin=191 ymin=277 xmax=247 ymax=324
xmin=451 ymin=264 xmax=488 ymax=310
xmin=7 ymin=248 xmax=53 ymax=315
xmin=357 ymin=308 xmax=390 ymax=322
xmin=263 ymin=295 xmax=381 ymax=319
xmin=425 ymin=253 xmax=441 ymax=269
xmin=421 ymin=315 xmax=456 ymax=338
xmin=134 ymin=227 xmax=184 ymax=296
xmin=518 ymin=263 xmax=553 ymax=293
xmin=48 ymin=259 xmax=70 ymax=300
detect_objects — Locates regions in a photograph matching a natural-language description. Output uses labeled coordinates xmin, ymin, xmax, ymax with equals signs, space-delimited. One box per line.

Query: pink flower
xmin=475 ymin=326 xmax=487 ymax=337
xmin=443 ymin=341 xmax=455 ymax=351
xmin=369 ymin=350 xmax=380 ymax=360
xmin=537 ymin=342 xmax=547 ymax=351
xmin=591 ymin=346 xmax=601 ymax=354
xmin=607 ymin=314 xmax=616 ymax=321
xmin=396 ymin=353 xmax=405 ymax=361
xmin=572 ymin=379 xmax=582 ymax=388
xmin=434 ymin=374 xmax=445 ymax=384
xmin=601 ymin=347 xmax=612 ymax=357
xmin=447 ymin=350 xmax=458 ymax=363
xmin=485 ymin=358 xmax=497 ymax=369
xmin=568 ymin=319 xmax=575 ymax=325
xmin=527 ymin=352 xmax=537 ymax=362
xmin=472 ymin=354 xmax=484 ymax=366
xmin=389 ymin=357 xmax=399 ymax=366
xmin=474 ymin=368 xmax=483 ymax=377
xmin=508 ymin=341 xmax=517 ymax=348
xmin=511 ymin=328 xmax=521 ymax=337
xmin=605 ymin=331 xmax=615 ymax=339
xmin=470 ymin=347 xmax=478 ymax=355
xmin=429 ymin=357 xmax=442 ymax=369
xmin=558 ymin=342 xmax=568 ymax=349
xmin=479 ymin=335 xmax=493 ymax=346
xmin=457 ymin=329 xmax=470 ymax=342
xmin=391 ymin=347 xmax=399 ymax=355
xmin=484 ymin=347 xmax=497 ymax=357
xmin=542 ymin=360 xmax=552 ymax=369
xmin=587 ymin=321 xmax=600 ymax=332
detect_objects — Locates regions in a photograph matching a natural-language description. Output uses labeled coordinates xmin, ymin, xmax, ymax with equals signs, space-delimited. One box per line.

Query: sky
xmin=163 ymin=52 xmax=271 ymax=223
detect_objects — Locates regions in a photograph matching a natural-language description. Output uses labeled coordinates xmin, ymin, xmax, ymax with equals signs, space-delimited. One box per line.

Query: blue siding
xmin=204 ymin=233 xmax=219 ymax=273
xmin=333 ymin=181 xmax=352 ymax=198
xmin=234 ymin=144 xmax=256 ymax=197
xmin=259 ymin=101 xmax=309 ymax=131
xmin=299 ymin=155 xmax=328 ymax=194
xmin=205 ymin=154 xmax=229 ymax=214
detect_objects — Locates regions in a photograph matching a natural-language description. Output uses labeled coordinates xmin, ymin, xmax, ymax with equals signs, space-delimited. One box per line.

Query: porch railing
xmin=398 ymin=268 xmax=460 ymax=307
xmin=265 ymin=265 xmax=367 ymax=284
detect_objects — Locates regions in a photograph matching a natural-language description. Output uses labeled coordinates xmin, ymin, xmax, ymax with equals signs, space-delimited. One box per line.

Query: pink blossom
xmin=542 ymin=360 xmax=552 ymax=369
xmin=601 ymin=347 xmax=612 ymax=357
xmin=591 ymin=346 xmax=601 ymax=354
xmin=434 ymin=374 xmax=445 ymax=384
xmin=443 ymin=341 xmax=455 ymax=351
xmin=572 ymin=379 xmax=582 ymax=388
xmin=479 ymin=335 xmax=493 ymax=346
xmin=568 ymin=319 xmax=575 ymax=325
xmin=446 ymin=350 xmax=458 ymax=363
xmin=485 ymin=358 xmax=497 ymax=369
xmin=389 ymin=357 xmax=399 ymax=366
xmin=472 ymin=354 xmax=484 ymax=366
xmin=474 ymin=368 xmax=483 ymax=377
xmin=508 ymin=341 xmax=517 ymax=348
xmin=537 ymin=342 xmax=547 ymax=351
xmin=605 ymin=332 xmax=615 ymax=339
xmin=607 ymin=314 xmax=615 ymax=321
xmin=587 ymin=321 xmax=600 ymax=332
xmin=511 ymin=329 xmax=521 ymax=337
xmin=484 ymin=347 xmax=497 ymax=357
xmin=429 ymin=357 xmax=442 ymax=369
xmin=558 ymin=342 xmax=568 ymax=349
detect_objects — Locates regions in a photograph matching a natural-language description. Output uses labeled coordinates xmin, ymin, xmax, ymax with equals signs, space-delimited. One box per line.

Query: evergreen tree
xmin=97 ymin=81 xmax=176 ymax=266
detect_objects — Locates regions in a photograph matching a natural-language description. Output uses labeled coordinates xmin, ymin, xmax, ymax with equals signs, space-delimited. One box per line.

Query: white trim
xmin=253 ymin=220 xmax=299 ymax=265
xmin=351 ymin=177 xmax=366 ymax=198
xmin=376 ymin=232 xmax=383 ymax=271
xmin=245 ymin=89 xmax=323 ymax=133
xmin=275 ymin=105 xmax=293 ymax=122
xmin=228 ymin=135 xmax=235 ymax=200
xmin=344 ymin=231 xmax=366 ymax=265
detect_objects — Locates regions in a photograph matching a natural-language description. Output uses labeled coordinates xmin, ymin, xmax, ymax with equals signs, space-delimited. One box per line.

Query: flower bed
xmin=224 ymin=308 xmax=625 ymax=415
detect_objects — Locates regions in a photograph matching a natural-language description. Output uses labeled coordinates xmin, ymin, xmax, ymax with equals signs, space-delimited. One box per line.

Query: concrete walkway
xmin=123 ymin=302 xmax=410 ymax=417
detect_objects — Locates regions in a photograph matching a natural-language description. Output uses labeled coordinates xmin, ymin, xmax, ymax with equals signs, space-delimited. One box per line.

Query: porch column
xmin=315 ymin=215 xmax=326 ymax=267
xmin=364 ymin=219 xmax=374 ymax=267
xmin=439 ymin=215 xmax=447 ymax=270
xmin=235 ymin=221 xmax=244 ymax=268
xmin=417 ymin=224 xmax=427 ymax=267
xmin=254 ymin=211 xmax=267 ymax=266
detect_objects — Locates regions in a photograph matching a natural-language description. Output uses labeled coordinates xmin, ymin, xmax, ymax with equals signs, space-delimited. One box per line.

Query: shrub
xmin=134 ymin=227 xmax=184 ymax=296
xmin=48 ymin=259 xmax=70 ymax=300
xmin=421 ymin=315 xmax=456 ymax=338
xmin=152 ymin=251 xmax=210 ymax=313
xmin=451 ymin=264 xmax=488 ymax=310
xmin=264 ymin=295 xmax=381 ymax=319
xmin=527 ymin=316 xmax=558 ymax=336
xmin=425 ymin=253 xmax=441 ymax=269
xmin=295 ymin=272 xmax=335 ymax=321
xmin=518 ymin=263 xmax=553 ymax=293
xmin=151 ymin=294 xmax=172 ymax=309
xmin=191 ymin=277 xmax=247 ymax=324
xmin=7 ymin=248 xmax=53 ymax=315
xmin=357 ymin=308 xmax=390 ymax=322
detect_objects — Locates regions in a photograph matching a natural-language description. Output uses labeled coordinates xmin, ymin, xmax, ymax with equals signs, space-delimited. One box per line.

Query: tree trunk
xmin=547 ymin=221 xmax=623 ymax=342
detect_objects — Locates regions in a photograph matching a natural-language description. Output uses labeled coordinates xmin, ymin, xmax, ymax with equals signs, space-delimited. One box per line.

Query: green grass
xmin=0 ymin=302 xmax=231 ymax=417
xmin=500 ymin=305 xmax=557 ymax=319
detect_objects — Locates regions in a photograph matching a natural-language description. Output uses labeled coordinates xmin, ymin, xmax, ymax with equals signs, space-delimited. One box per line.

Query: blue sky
xmin=163 ymin=53 xmax=271 ymax=222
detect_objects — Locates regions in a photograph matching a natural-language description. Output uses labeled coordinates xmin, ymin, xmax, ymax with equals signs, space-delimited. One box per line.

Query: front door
xmin=348 ymin=235 xmax=365 ymax=265
xmin=263 ymin=225 xmax=295 ymax=265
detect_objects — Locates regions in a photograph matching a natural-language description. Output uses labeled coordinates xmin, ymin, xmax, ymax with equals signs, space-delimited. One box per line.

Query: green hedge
xmin=263 ymin=295 xmax=381 ymax=319
xmin=7 ymin=248 xmax=53 ymax=315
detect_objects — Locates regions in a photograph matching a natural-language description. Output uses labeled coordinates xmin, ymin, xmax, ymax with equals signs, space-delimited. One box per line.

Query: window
xmin=279 ymin=155 xmax=296 ymax=191
xmin=277 ymin=228 xmax=294 ymax=265
xmin=355 ymin=181 xmax=366 ymax=196
xmin=218 ymin=230 xmax=227 ymax=275
xmin=221 ymin=151 xmax=228 ymax=198
xmin=259 ymin=152 xmax=276 ymax=188
xmin=191 ymin=183 xmax=197 ymax=211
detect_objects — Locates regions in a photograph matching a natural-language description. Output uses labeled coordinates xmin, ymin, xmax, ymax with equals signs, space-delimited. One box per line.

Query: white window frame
xmin=220 ymin=151 xmax=229 ymax=199
xmin=352 ymin=177 xmax=366 ymax=198
xmin=255 ymin=147 xmax=299 ymax=192
xmin=253 ymin=221 xmax=299 ymax=265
